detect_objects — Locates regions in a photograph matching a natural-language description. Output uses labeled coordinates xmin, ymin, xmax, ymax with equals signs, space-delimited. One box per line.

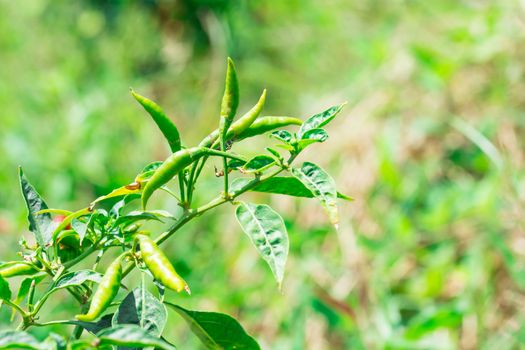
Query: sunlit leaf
xmin=243 ymin=155 xmax=275 ymax=173
xmin=235 ymin=202 xmax=289 ymax=287
xmin=291 ymin=162 xmax=339 ymax=227
xmin=297 ymin=103 xmax=346 ymax=138
xmin=166 ymin=302 xmax=261 ymax=350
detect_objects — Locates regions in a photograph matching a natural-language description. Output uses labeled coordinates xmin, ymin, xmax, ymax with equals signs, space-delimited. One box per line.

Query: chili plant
xmin=0 ymin=58 xmax=350 ymax=349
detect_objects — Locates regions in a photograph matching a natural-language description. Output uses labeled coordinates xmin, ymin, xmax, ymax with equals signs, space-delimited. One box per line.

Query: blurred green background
xmin=1 ymin=0 xmax=525 ymax=349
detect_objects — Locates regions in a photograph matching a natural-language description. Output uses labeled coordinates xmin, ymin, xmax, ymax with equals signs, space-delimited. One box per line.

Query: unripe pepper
xmin=0 ymin=262 xmax=38 ymax=278
xmin=141 ymin=147 xmax=206 ymax=208
xmin=199 ymin=89 xmax=267 ymax=148
xmin=235 ymin=116 xmax=303 ymax=141
xmin=136 ymin=234 xmax=189 ymax=294
xmin=76 ymin=256 xmax=123 ymax=322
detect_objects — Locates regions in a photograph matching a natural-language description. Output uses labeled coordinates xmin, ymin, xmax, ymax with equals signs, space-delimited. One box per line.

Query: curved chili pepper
xmin=0 ymin=262 xmax=38 ymax=278
xmin=235 ymin=116 xmax=303 ymax=140
xmin=75 ymin=257 xmax=122 ymax=322
xmin=137 ymin=234 xmax=189 ymax=294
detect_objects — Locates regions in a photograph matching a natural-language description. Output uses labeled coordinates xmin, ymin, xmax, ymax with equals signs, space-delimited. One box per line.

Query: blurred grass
xmin=1 ymin=0 xmax=525 ymax=349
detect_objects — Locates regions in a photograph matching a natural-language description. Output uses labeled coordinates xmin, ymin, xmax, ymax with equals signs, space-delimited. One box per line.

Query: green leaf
xmin=270 ymin=130 xmax=293 ymax=143
xmin=291 ymin=162 xmax=339 ymax=227
xmin=235 ymin=202 xmax=289 ymax=288
xmin=0 ymin=330 xmax=41 ymax=349
xmin=231 ymin=177 xmax=353 ymax=201
xmin=19 ymin=167 xmax=54 ymax=247
xmin=166 ymin=303 xmax=261 ymax=350
xmin=297 ymin=103 xmax=346 ymax=138
xmin=71 ymin=219 xmax=88 ymax=244
xmin=113 ymin=287 xmax=167 ymax=337
xmin=54 ymin=270 xmax=102 ymax=291
xmin=242 ymin=155 xmax=275 ymax=173
xmin=131 ymin=90 xmax=181 ymax=153
xmin=296 ymin=128 xmax=329 ymax=151
xmin=0 ymin=275 xmax=11 ymax=300
xmin=90 ymin=185 xmax=141 ymax=207
xmin=113 ymin=211 xmax=165 ymax=228
xmin=97 ymin=325 xmax=177 ymax=350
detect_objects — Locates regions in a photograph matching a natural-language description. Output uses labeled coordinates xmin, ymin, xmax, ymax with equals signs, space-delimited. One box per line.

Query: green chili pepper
xmin=137 ymin=234 xmax=189 ymax=293
xmin=199 ymin=89 xmax=267 ymax=148
xmin=75 ymin=257 xmax=122 ymax=322
xmin=218 ymin=58 xmax=239 ymax=144
xmin=0 ymin=262 xmax=38 ymax=278
xmin=131 ymin=90 xmax=182 ymax=153
xmin=141 ymin=147 xmax=206 ymax=209
xmin=235 ymin=116 xmax=303 ymax=140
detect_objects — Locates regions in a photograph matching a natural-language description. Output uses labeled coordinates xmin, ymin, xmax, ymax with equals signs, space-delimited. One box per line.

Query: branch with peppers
xmin=0 ymin=58 xmax=350 ymax=349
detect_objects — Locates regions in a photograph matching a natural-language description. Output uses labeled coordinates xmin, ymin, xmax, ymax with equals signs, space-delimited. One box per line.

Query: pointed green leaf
xmin=113 ymin=287 xmax=167 ymax=337
xmin=296 ymin=128 xmax=329 ymax=150
xmin=235 ymin=202 xmax=289 ymax=287
xmin=0 ymin=275 xmax=11 ymax=300
xmin=231 ymin=177 xmax=353 ymax=201
xmin=243 ymin=155 xmax=275 ymax=173
xmin=97 ymin=325 xmax=177 ymax=350
xmin=297 ymin=103 xmax=346 ymax=138
xmin=19 ymin=167 xmax=54 ymax=247
xmin=131 ymin=90 xmax=181 ymax=153
xmin=166 ymin=303 xmax=261 ymax=350
xmin=291 ymin=162 xmax=339 ymax=226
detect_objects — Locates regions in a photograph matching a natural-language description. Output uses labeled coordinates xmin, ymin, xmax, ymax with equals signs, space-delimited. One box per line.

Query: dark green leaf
xmin=235 ymin=202 xmax=289 ymax=287
xmin=0 ymin=275 xmax=11 ymax=300
xmin=228 ymin=158 xmax=247 ymax=170
xmin=113 ymin=287 xmax=167 ymax=337
xmin=297 ymin=103 xmax=346 ymax=138
xmin=97 ymin=325 xmax=177 ymax=350
xmin=69 ymin=314 xmax=114 ymax=335
xmin=291 ymin=162 xmax=339 ymax=227
xmin=19 ymin=167 xmax=54 ymax=247
xmin=131 ymin=90 xmax=181 ymax=153
xmin=166 ymin=303 xmax=261 ymax=350
xmin=242 ymin=155 xmax=275 ymax=173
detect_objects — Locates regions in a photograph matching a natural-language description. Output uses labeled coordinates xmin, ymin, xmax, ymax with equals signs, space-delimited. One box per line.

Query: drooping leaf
xmin=97 ymin=325 xmax=177 ymax=350
xmin=0 ymin=330 xmax=41 ymax=349
xmin=166 ymin=303 xmax=261 ymax=350
xmin=19 ymin=167 xmax=54 ymax=247
xmin=242 ymin=155 xmax=275 ymax=173
xmin=235 ymin=202 xmax=289 ymax=287
xmin=291 ymin=162 xmax=339 ymax=227
xmin=297 ymin=103 xmax=346 ymax=138
xmin=71 ymin=219 xmax=88 ymax=245
xmin=113 ymin=287 xmax=167 ymax=337
xmin=131 ymin=90 xmax=181 ymax=153
xmin=0 ymin=275 xmax=11 ymax=300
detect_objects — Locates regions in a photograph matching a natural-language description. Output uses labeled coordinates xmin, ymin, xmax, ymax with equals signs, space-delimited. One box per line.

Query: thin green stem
xmin=4 ymin=299 xmax=27 ymax=318
xmin=27 ymin=280 xmax=36 ymax=313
